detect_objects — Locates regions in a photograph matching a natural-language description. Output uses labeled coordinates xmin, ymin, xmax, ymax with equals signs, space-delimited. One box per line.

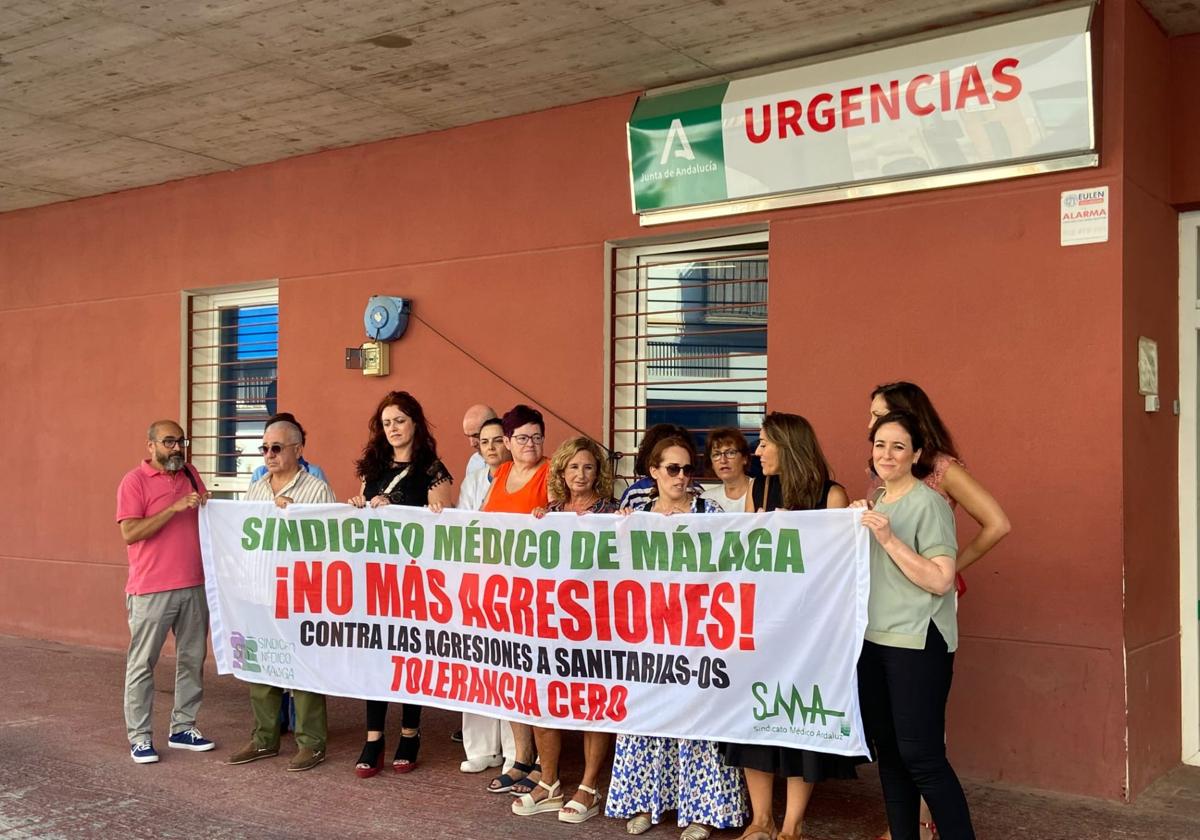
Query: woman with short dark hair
xmin=481 ymin=404 xmax=551 ymax=795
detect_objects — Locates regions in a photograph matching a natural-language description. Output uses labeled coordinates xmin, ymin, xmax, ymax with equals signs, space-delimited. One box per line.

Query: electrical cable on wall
xmin=410 ymin=312 xmax=622 ymax=463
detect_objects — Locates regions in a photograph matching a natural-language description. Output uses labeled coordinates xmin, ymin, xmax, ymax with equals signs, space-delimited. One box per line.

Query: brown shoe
xmin=226 ymin=741 xmax=279 ymax=765
xmin=287 ymin=747 xmax=326 ymax=771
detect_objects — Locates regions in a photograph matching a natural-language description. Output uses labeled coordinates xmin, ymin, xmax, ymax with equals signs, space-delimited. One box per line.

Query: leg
xmin=170 ymin=586 xmax=209 ymax=734
xmin=859 ymin=641 xmax=921 ymax=840
xmin=742 ymin=767 xmax=776 ymax=835
xmin=124 ymin=592 xmax=174 ymax=744
xmin=579 ymin=730 xmax=611 ymax=791
xmin=887 ymin=629 xmax=974 ymax=840
xmin=513 ymin=726 xmax=565 ymax=815
xmin=365 ymin=699 xmax=387 ymax=741
xmin=249 ymin=683 xmax=284 ymax=749
xmin=533 ymin=726 xmax=561 ymax=782
xmin=356 ymin=700 xmax=387 ymax=776
xmin=462 ymin=712 xmax=502 ymax=761
xmin=779 ymin=777 xmax=814 ymax=838
xmin=394 ymin=702 xmax=422 ymax=772
xmin=291 ymin=690 xmax=327 ymax=751
xmin=511 ymin=721 xmax=536 ymax=766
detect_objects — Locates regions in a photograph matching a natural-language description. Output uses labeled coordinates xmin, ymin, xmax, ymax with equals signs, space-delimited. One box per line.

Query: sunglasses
xmin=258 ymin=443 xmax=297 ymax=455
xmin=659 ymin=463 xmax=695 ymax=477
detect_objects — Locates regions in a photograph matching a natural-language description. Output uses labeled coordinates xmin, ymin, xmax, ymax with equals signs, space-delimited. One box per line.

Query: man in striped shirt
xmin=227 ymin=417 xmax=335 ymax=772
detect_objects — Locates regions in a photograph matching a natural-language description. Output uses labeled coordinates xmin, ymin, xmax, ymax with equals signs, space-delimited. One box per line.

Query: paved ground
xmin=1 ymin=634 xmax=1198 ymax=839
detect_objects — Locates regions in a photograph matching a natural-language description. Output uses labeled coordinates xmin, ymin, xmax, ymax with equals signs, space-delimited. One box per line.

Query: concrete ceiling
xmin=0 ymin=0 xmax=1193 ymax=214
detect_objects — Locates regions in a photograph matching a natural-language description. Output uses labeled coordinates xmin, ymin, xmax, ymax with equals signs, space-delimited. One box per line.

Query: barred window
xmin=609 ymin=232 xmax=767 ymax=484
xmin=184 ymin=284 xmax=278 ymax=495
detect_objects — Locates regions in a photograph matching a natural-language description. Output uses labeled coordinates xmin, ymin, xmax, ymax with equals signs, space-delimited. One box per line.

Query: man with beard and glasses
xmin=116 ymin=420 xmax=215 ymax=765
xmin=227 ymin=417 xmax=334 ymax=772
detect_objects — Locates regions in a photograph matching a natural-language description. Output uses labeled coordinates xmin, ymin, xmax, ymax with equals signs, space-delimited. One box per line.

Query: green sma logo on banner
xmin=751 ymin=681 xmax=846 ymax=728
xmin=628 ymin=82 xmax=728 ymax=212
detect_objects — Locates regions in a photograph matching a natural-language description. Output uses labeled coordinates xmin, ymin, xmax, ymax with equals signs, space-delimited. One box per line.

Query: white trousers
xmin=462 ymin=712 xmax=516 ymax=762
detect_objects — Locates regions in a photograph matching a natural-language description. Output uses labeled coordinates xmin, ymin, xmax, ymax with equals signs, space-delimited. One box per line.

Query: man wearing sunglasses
xmin=116 ymin=420 xmax=215 ymax=765
xmin=228 ymin=418 xmax=335 ymax=772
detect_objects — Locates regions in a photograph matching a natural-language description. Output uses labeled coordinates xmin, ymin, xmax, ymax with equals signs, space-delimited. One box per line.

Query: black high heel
xmin=393 ymin=728 xmax=420 ymax=773
xmin=355 ymin=737 xmax=385 ymax=778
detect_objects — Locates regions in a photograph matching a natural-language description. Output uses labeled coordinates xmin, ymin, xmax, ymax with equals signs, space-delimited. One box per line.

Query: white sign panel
xmin=200 ymin=501 xmax=872 ymax=755
xmin=1060 ymin=185 xmax=1109 ymax=245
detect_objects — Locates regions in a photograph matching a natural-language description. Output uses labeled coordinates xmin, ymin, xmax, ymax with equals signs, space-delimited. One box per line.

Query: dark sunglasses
xmin=258 ymin=443 xmax=296 ymax=455
xmin=660 ymin=463 xmax=694 ymax=477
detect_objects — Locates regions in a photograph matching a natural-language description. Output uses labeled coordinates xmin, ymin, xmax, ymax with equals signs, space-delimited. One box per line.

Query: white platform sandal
xmin=558 ymin=783 xmax=602 ymax=824
xmin=512 ymin=779 xmax=563 ymax=816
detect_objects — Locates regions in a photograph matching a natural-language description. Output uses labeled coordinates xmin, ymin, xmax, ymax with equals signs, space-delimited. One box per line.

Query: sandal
xmin=626 ymin=813 xmax=653 ymax=835
xmin=512 ymin=779 xmax=563 ymax=816
xmin=392 ymin=728 xmax=420 ymax=773
xmin=558 ymin=784 xmax=602 ymax=824
xmin=354 ymin=736 xmax=385 ymax=779
xmin=680 ymin=824 xmax=712 ymax=840
xmin=509 ymin=763 xmax=542 ymax=796
xmin=489 ymin=759 xmax=536 ymax=794
xmin=921 ymin=821 xmax=939 ymax=840
xmin=737 ymin=821 xmax=777 ymax=840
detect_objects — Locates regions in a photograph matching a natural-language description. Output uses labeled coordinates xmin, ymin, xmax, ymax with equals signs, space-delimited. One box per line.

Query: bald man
xmin=116 ymin=420 xmax=215 ymax=764
xmin=461 ymin=404 xmax=497 ymax=476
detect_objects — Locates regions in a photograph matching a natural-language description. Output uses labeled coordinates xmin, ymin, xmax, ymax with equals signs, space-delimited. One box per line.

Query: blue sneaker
xmin=131 ymin=740 xmax=159 ymax=764
xmin=168 ymin=727 xmax=216 ymax=751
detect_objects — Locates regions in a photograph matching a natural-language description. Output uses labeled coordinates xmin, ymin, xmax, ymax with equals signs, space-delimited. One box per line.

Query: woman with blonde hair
xmin=516 ymin=436 xmax=619 ymax=823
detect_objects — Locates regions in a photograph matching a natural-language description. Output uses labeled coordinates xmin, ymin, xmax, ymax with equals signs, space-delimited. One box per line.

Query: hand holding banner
xmin=200 ymin=501 xmax=870 ymax=757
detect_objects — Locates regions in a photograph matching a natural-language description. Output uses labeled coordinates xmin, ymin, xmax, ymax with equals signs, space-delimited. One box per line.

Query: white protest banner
xmin=200 ymin=501 xmax=871 ymax=756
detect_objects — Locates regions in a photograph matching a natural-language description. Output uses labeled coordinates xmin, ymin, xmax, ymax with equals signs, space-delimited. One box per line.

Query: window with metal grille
xmin=609 ymin=232 xmax=767 ymax=486
xmin=184 ymin=285 xmax=279 ymax=495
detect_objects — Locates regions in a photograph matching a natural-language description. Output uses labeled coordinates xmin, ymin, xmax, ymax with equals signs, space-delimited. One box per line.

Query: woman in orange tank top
xmin=479 ymin=404 xmax=550 ymax=795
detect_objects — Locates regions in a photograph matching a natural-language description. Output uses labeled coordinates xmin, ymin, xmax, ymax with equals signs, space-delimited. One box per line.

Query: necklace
xmin=567 ymin=494 xmax=598 ymax=512
xmin=653 ymin=497 xmax=691 ymax=515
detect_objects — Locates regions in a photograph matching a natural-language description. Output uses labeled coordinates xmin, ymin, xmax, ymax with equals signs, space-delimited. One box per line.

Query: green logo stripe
xmin=628 ymin=83 xmax=729 ymax=212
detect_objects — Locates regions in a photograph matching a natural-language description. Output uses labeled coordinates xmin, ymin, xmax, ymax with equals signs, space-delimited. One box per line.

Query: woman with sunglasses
xmin=516 ymin=436 xmax=619 ymax=823
xmin=722 ymin=412 xmax=858 ymax=840
xmin=480 ymin=403 xmax=552 ymax=795
xmin=606 ymin=436 xmax=749 ymax=840
xmin=853 ymin=411 xmax=975 ymax=840
xmin=347 ymin=391 xmax=453 ymax=778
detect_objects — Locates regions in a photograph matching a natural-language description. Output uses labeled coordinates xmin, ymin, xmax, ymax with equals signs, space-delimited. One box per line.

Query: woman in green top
xmin=853 ymin=411 xmax=976 ymax=840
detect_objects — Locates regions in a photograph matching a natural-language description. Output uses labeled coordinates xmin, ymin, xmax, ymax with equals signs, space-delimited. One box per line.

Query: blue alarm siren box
xmin=363 ymin=296 xmax=411 ymax=342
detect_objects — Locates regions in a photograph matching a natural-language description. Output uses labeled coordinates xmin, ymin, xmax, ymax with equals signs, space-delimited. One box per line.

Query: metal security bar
xmin=610 ymin=242 xmax=767 ymax=484
xmin=185 ymin=287 xmax=278 ymax=494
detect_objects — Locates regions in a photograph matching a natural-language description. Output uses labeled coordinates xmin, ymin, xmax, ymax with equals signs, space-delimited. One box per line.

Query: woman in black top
xmin=347 ymin=391 xmax=452 ymax=777
xmin=725 ymin=412 xmax=856 ymax=840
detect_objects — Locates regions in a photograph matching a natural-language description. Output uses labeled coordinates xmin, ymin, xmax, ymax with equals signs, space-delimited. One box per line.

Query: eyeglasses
xmin=660 ymin=463 xmax=695 ymax=477
xmin=711 ymin=449 xmax=743 ymax=461
xmin=157 ymin=437 xmax=189 ymax=449
xmin=510 ymin=434 xmax=544 ymax=446
xmin=258 ymin=443 xmax=297 ymax=455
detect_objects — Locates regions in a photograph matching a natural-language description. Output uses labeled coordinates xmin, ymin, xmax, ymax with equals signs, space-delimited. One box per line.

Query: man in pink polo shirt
xmin=116 ymin=420 xmax=216 ymax=764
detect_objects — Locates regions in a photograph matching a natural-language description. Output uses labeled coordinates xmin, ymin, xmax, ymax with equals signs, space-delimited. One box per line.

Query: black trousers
xmin=365 ymin=699 xmax=421 ymax=732
xmin=858 ymin=624 xmax=975 ymax=840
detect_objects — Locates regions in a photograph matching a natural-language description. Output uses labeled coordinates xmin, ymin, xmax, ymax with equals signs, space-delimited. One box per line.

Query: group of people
xmin=116 ymin=381 xmax=1009 ymax=840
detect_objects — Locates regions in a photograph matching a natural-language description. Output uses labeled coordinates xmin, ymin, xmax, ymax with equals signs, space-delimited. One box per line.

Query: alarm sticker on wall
xmin=1060 ymin=187 xmax=1108 ymax=246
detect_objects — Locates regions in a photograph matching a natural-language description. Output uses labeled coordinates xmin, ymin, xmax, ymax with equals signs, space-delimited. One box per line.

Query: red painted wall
xmin=1171 ymin=33 xmax=1200 ymax=206
xmin=1121 ymin=0 xmax=1182 ymax=798
xmin=0 ymin=0 xmax=1177 ymax=801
